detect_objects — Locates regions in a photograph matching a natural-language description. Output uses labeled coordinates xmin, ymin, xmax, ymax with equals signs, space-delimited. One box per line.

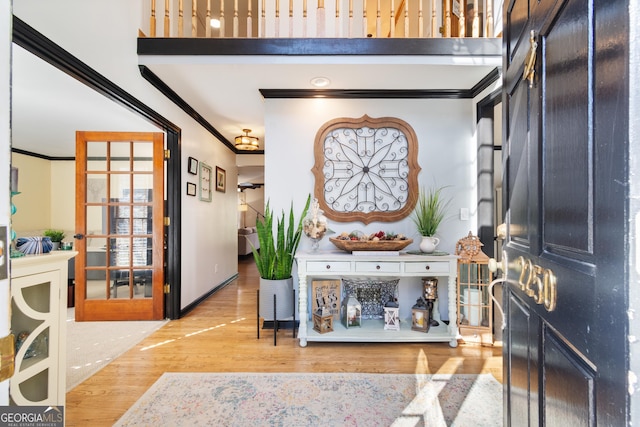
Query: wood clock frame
xmin=311 ymin=115 xmax=421 ymax=224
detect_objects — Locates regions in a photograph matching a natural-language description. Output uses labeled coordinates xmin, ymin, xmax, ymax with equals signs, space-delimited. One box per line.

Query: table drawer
xmin=354 ymin=262 xmax=401 ymax=273
xmin=404 ymin=261 xmax=450 ymax=274
xmin=306 ymin=261 xmax=351 ymax=273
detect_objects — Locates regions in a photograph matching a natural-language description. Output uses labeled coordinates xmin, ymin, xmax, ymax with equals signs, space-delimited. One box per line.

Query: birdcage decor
xmin=456 ymin=232 xmax=494 ymax=346
xmin=341 ymin=294 xmax=362 ymax=328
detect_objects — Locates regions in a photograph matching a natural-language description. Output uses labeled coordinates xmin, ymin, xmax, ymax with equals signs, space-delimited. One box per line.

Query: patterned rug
xmin=115 ymin=372 xmax=502 ymax=426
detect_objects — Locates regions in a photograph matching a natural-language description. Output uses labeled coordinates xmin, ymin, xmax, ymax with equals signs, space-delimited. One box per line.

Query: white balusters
xmin=150 ymin=0 xmax=157 ymax=37
xmin=178 ymin=0 xmax=184 ymax=37
xmin=206 ymin=0 xmax=212 ymax=37
xmin=164 ymin=0 xmax=170 ymax=36
xmin=248 ymin=0 xmax=254 ymax=37
xmin=144 ymin=0 xmax=496 ymax=40
xmin=192 ymin=0 xmax=198 ymax=36
xmin=317 ymin=0 xmax=325 ymax=37
xmin=486 ymin=0 xmax=494 ymax=37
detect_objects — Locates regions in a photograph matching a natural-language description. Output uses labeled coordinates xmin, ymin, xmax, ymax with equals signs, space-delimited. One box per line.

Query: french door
xmin=74 ymin=131 xmax=165 ymax=321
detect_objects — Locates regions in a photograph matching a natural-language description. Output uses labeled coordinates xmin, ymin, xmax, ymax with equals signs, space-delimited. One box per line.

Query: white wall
xmin=13 ymin=0 xmax=239 ymax=310
xmin=0 ymin=0 xmax=11 ymax=406
xmin=265 ymin=97 xmax=478 ymax=253
xmin=264 ymin=97 xmax=480 ymax=320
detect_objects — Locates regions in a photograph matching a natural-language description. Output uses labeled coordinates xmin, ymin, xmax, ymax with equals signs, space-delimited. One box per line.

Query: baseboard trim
xmin=180 ymin=274 xmax=239 ymax=317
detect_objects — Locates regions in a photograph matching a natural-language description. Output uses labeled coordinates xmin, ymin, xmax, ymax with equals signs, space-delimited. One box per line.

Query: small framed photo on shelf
xmin=215 ymin=166 xmax=226 ymax=193
xmin=187 ymin=157 xmax=198 ymax=175
xmin=199 ymin=162 xmax=212 ymax=202
xmin=186 ymin=182 xmax=197 ymax=196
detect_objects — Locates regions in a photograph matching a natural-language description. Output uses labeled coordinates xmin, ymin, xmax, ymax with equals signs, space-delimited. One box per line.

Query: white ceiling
xmin=11 ymin=42 xmax=500 ymax=184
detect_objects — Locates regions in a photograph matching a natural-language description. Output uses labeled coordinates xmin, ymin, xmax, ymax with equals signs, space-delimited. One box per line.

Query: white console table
xmin=295 ymin=251 xmax=459 ymax=347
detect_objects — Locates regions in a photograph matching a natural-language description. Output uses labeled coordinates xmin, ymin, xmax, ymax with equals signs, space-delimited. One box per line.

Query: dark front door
xmin=503 ymin=0 xmax=629 ymax=425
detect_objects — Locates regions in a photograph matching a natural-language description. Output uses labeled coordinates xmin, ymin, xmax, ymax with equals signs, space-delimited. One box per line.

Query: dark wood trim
xmin=139 ymin=65 xmax=236 ymax=153
xmin=13 ymin=15 xmax=183 ymax=320
xmin=470 ymin=68 xmax=501 ymax=98
xmin=138 ymin=65 xmax=264 ymax=155
xmin=260 ymin=68 xmax=500 ymax=100
xmin=138 ymin=37 xmax=502 ymax=57
xmin=11 ymin=147 xmax=74 ymax=161
xmin=260 ymin=88 xmax=469 ymax=99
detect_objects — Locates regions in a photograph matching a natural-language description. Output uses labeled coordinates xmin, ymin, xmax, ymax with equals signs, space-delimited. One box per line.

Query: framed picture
xmin=187 ymin=157 xmax=198 ymax=175
xmin=199 ymin=162 xmax=212 ymax=202
xmin=311 ymin=280 xmax=341 ymax=319
xmin=216 ymin=166 xmax=226 ymax=193
xmin=186 ymin=182 xmax=197 ymax=196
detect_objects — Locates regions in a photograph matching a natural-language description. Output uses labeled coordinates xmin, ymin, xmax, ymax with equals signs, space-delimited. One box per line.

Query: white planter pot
xmin=259 ymin=277 xmax=294 ymax=321
xmin=419 ymin=236 xmax=440 ymax=253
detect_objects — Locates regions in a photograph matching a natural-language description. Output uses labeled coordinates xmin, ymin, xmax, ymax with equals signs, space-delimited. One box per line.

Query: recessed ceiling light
xmin=210 ymin=18 xmax=221 ymax=29
xmin=310 ymin=77 xmax=331 ymax=88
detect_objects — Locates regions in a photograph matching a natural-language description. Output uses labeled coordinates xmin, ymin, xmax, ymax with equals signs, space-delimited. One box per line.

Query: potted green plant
xmin=411 ymin=186 xmax=451 ymax=253
xmin=251 ymin=195 xmax=311 ymax=321
xmin=43 ymin=229 xmax=65 ymax=251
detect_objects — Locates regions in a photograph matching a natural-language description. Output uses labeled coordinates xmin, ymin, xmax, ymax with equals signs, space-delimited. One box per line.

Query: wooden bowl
xmin=329 ymin=237 xmax=413 ymax=252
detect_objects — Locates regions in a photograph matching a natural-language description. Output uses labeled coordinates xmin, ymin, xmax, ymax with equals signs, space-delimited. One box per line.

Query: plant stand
xmin=256 ymin=288 xmax=297 ymax=346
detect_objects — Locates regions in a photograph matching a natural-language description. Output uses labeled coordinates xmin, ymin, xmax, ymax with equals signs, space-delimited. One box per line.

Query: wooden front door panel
xmin=503 ymin=0 xmax=628 ymax=425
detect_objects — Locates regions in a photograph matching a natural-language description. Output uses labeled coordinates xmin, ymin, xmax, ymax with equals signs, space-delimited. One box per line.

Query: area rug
xmin=66 ymin=308 xmax=168 ymax=391
xmin=115 ymin=372 xmax=502 ymax=427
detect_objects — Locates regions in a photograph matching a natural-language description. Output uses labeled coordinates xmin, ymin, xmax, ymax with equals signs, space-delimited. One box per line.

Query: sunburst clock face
xmin=311 ymin=115 xmax=421 ymax=224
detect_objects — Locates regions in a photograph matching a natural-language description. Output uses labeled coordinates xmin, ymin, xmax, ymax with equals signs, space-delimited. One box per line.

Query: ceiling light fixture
xmin=235 ymin=129 xmax=260 ymax=151
xmin=310 ymin=76 xmax=331 ymax=87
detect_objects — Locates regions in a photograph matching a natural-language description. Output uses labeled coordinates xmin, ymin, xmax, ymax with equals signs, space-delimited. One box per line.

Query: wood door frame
xmin=13 ymin=17 xmax=182 ymax=319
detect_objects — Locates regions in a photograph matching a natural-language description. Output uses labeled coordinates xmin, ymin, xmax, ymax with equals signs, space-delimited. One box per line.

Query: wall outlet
xmin=460 ymin=208 xmax=470 ymax=221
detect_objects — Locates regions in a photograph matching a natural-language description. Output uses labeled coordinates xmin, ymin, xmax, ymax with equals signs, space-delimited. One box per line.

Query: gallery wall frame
xmin=187 ymin=157 xmax=198 ymax=175
xmin=186 ymin=182 xmax=196 ymax=196
xmin=216 ymin=166 xmax=226 ymax=193
xmin=199 ymin=162 xmax=212 ymax=202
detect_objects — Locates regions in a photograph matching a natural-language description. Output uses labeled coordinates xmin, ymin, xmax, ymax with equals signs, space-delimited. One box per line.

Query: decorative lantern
xmin=312 ymin=306 xmax=334 ymax=334
xmin=341 ymin=294 xmax=362 ymax=328
xmin=383 ymin=298 xmax=400 ymax=331
xmin=411 ymin=297 xmax=430 ymax=332
xmin=455 ymin=232 xmax=494 ymax=346
xmin=422 ymin=277 xmax=439 ymax=327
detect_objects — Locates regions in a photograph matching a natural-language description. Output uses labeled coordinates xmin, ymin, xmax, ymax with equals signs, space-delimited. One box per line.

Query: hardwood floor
xmin=65 ymin=256 xmax=503 ymax=426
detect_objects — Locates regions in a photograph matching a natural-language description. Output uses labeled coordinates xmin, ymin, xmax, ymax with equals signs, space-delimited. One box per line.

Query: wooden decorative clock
xmin=311 ymin=115 xmax=421 ymax=224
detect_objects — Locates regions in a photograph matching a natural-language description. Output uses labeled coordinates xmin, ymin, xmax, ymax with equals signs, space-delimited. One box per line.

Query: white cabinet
xmin=295 ymin=251 xmax=459 ymax=347
xmin=10 ymin=251 xmax=76 ymax=406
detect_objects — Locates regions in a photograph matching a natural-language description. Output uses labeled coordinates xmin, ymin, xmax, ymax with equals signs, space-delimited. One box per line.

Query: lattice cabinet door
xmin=457 ymin=248 xmax=494 ymax=346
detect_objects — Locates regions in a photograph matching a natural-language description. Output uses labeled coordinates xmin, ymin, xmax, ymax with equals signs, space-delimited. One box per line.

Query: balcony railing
xmin=144 ymin=0 xmax=499 ymax=39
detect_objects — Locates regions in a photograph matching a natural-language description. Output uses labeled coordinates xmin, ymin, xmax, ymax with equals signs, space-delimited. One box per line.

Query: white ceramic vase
xmin=419 ymin=236 xmax=440 ymax=253
xmin=259 ymin=277 xmax=295 ymax=321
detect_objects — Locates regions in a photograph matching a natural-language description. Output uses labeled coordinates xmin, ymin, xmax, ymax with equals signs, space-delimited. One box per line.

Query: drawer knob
xmin=326 ymin=265 xmax=331 ymax=270
xmin=376 ymin=265 xmax=381 ymax=270
xmin=425 ymin=265 xmax=430 ymax=270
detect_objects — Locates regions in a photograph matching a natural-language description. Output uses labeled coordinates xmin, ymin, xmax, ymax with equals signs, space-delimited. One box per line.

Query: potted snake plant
xmin=251 ymin=194 xmax=311 ymax=321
